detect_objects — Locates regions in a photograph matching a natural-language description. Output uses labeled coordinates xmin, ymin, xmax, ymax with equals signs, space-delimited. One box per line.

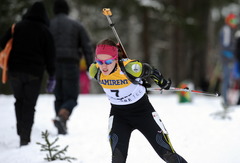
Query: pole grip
xmin=102 ymin=8 xmax=112 ymax=16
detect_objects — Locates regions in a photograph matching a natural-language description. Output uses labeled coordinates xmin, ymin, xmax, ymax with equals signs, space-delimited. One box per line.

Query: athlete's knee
xmin=109 ymin=133 xmax=118 ymax=153
xmin=156 ymin=132 xmax=187 ymax=163
xmin=156 ymin=132 xmax=174 ymax=152
xmin=109 ymin=133 xmax=127 ymax=163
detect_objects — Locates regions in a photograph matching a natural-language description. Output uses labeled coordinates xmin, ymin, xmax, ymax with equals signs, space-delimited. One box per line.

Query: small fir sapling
xmin=36 ymin=130 xmax=76 ymax=162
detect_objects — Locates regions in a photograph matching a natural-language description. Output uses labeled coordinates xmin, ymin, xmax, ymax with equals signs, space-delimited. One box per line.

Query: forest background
xmin=0 ymin=0 xmax=239 ymax=94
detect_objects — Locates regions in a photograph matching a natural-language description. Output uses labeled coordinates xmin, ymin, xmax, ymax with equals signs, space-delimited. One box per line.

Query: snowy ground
xmin=0 ymin=93 xmax=240 ymax=163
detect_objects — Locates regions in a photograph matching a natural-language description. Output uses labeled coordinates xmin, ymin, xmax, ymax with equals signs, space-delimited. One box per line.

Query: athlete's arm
xmin=125 ymin=61 xmax=171 ymax=89
xmin=89 ymin=63 xmax=98 ymax=79
xmin=125 ymin=61 xmax=153 ymax=78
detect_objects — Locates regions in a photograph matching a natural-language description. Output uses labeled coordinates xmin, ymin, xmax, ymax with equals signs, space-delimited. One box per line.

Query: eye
xmin=96 ymin=60 xmax=103 ymax=65
xmin=105 ymin=59 xmax=114 ymax=65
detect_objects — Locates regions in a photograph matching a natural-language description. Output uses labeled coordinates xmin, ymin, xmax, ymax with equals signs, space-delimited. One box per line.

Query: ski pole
xmin=102 ymin=8 xmax=128 ymax=58
xmin=147 ymin=87 xmax=220 ymax=97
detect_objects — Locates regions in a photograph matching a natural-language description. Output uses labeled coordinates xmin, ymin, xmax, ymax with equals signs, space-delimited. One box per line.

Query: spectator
xmin=0 ymin=1 xmax=55 ymax=146
xmin=219 ymin=13 xmax=238 ymax=108
xmin=50 ymin=0 xmax=93 ymax=135
xmin=234 ymin=29 xmax=240 ymax=105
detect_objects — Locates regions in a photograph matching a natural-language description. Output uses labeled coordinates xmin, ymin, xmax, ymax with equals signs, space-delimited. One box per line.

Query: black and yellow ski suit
xmin=90 ymin=58 xmax=187 ymax=163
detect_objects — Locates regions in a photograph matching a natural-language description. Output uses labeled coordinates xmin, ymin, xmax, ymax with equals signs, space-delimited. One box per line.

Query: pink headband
xmin=95 ymin=44 xmax=118 ymax=57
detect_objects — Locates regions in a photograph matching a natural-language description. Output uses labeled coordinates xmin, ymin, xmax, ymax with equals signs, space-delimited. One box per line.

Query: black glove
xmin=162 ymin=78 xmax=171 ymax=90
xmin=150 ymin=68 xmax=171 ymax=90
xmin=142 ymin=79 xmax=151 ymax=88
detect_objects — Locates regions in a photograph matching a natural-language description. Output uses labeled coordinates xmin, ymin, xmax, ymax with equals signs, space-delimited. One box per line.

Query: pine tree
xmin=36 ymin=130 xmax=76 ymax=162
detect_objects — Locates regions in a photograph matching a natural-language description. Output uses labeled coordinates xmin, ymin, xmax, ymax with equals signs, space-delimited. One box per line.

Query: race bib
xmin=103 ymin=83 xmax=146 ymax=105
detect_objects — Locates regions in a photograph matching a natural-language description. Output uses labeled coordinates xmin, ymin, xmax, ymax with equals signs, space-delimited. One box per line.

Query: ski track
xmin=0 ymin=94 xmax=240 ymax=163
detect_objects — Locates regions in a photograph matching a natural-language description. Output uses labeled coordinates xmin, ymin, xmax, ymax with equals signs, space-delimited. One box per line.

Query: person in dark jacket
xmin=50 ymin=0 xmax=93 ymax=135
xmin=0 ymin=2 xmax=55 ymax=146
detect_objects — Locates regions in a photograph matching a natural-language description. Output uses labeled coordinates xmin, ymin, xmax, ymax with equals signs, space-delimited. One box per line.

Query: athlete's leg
xmin=137 ymin=111 xmax=187 ymax=163
xmin=108 ymin=115 xmax=133 ymax=163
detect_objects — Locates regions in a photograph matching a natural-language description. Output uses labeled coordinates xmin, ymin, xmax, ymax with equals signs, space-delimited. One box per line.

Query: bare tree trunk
xmin=191 ymin=1 xmax=210 ymax=89
xmin=142 ymin=7 xmax=150 ymax=63
xmin=168 ymin=0 xmax=210 ymax=88
xmin=171 ymin=27 xmax=181 ymax=85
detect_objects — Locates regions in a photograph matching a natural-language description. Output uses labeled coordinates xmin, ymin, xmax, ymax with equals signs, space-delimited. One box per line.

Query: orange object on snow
xmin=0 ymin=24 xmax=15 ymax=84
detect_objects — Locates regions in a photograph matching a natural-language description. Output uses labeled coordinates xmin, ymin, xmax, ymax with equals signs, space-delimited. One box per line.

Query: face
xmin=96 ymin=54 xmax=117 ymax=75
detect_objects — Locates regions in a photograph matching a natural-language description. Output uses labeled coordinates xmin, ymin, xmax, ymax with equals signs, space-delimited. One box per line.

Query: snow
xmin=0 ymin=93 xmax=240 ymax=163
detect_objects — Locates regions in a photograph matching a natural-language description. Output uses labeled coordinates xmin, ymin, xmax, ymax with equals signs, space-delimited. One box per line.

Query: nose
xmin=101 ymin=63 xmax=108 ymax=67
